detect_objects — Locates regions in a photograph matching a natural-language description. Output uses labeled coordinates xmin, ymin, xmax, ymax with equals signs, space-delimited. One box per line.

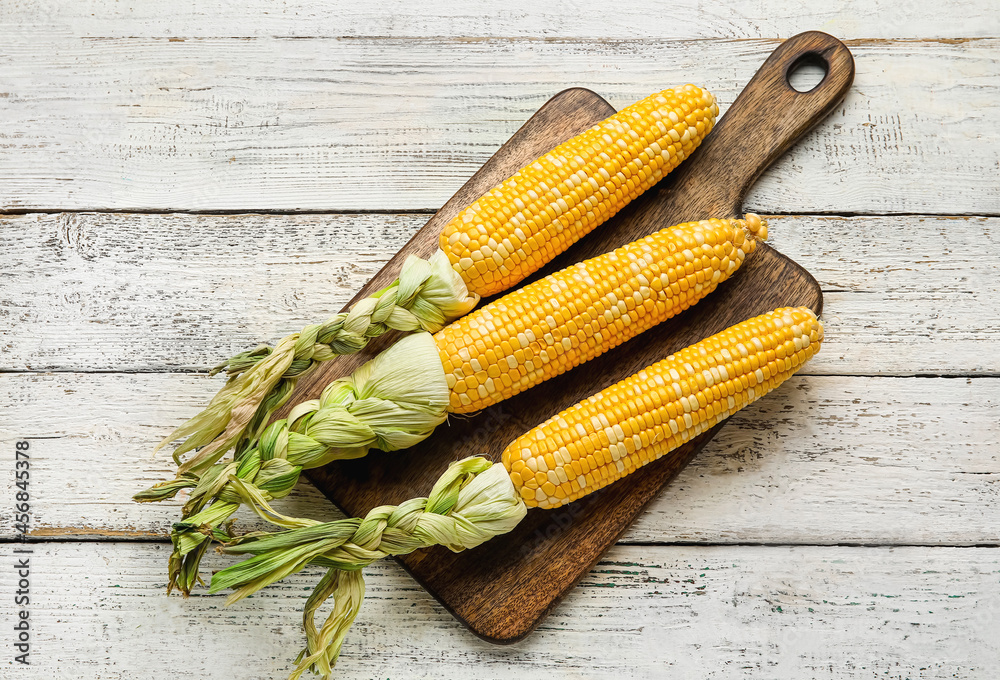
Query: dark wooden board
xmin=280 ymin=32 xmax=855 ymax=643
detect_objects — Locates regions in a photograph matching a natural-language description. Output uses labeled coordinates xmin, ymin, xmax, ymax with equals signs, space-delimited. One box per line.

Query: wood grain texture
xmin=4 ymin=0 xmax=996 ymax=39
xmin=2 ymin=372 xmax=998 ymax=545
xmin=1 ymin=542 xmax=997 ymax=679
xmin=256 ymin=33 xmax=847 ymax=643
xmin=4 ymin=212 xmax=999 ymax=376
xmin=0 ymin=37 xmax=996 ymax=213
xmin=0 ymin=1 xmax=996 ymax=677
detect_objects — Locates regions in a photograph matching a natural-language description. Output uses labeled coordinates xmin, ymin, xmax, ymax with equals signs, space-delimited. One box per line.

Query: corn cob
xmin=208 ymin=307 xmax=823 ymax=680
xmin=149 ymin=214 xmax=764 ymax=595
xmin=504 ymin=305 xmax=824 ymax=508
xmin=148 ymin=86 xmax=718 ymax=476
xmin=442 ymin=85 xmax=719 ymax=297
xmin=441 ymin=215 xmax=766 ymax=413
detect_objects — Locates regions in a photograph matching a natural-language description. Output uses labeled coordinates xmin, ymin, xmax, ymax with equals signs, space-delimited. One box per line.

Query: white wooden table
xmin=2 ymin=3 xmax=999 ymax=678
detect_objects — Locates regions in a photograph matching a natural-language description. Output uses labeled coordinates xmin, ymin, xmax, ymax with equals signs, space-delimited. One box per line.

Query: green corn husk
xmin=138 ymin=331 xmax=453 ymax=594
xmin=151 ymin=250 xmax=477 ymax=472
xmin=177 ymin=329 xmax=451 ymax=477
xmin=210 ymin=458 xmax=526 ymax=679
xmin=132 ymin=473 xmax=199 ymax=503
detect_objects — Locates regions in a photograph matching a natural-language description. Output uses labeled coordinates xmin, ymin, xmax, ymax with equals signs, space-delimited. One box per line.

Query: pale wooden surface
xmin=1 ymin=543 xmax=998 ymax=679
xmin=0 ymin=38 xmax=998 ymax=214
xmin=2 ymin=2 xmax=999 ymax=678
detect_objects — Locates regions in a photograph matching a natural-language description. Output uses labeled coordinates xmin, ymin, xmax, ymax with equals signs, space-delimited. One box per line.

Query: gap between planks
xmin=4 ymin=535 xmax=1000 ymax=548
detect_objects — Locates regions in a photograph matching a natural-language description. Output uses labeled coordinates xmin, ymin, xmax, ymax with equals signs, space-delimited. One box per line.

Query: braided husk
xmin=140 ymin=332 xmax=452 ymax=594
xmin=209 ymin=458 xmax=526 ymax=679
xmin=152 ymin=250 xmax=477 ymax=471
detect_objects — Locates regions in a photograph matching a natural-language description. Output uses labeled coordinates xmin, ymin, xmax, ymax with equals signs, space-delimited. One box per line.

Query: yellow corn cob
xmin=442 ymin=85 xmax=718 ymax=297
xmin=438 ymin=215 xmax=766 ymax=413
xmin=503 ymin=306 xmax=823 ymax=508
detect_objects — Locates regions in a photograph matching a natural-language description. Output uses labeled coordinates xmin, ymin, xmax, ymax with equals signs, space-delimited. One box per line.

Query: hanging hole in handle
xmin=787 ymin=52 xmax=829 ymax=93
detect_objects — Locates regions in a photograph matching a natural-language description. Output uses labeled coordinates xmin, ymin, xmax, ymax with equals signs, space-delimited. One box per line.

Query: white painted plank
xmin=772 ymin=215 xmax=1000 ymax=375
xmin=4 ymin=213 xmax=999 ymax=375
xmin=626 ymin=373 xmax=1000 ymax=544
xmin=2 ymin=0 xmax=995 ymax=39
xmin=0 ymin=371 xmax=345 ymax=541
xmin=2 ymin=212 xmax=409 ymax=372
xmin=1 ymin=372 xmax=997 ymax=544
xmin=0 ymin=38 xmax=997 ymax=213
xmin=1 ymin=542 xmax=997 ymax=679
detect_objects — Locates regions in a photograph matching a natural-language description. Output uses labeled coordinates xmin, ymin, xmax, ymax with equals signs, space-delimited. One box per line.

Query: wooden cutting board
xmin=281 ymin=31 xmax=855 ymax=643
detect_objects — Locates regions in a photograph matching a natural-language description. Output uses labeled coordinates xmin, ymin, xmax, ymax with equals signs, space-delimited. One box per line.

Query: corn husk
xmin=210 ymin=458 xmax=526 ymax=679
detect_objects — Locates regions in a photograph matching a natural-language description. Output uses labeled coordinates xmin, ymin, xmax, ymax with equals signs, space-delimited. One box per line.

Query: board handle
xmin=667 ymin=31 xmax=855 ymax=218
